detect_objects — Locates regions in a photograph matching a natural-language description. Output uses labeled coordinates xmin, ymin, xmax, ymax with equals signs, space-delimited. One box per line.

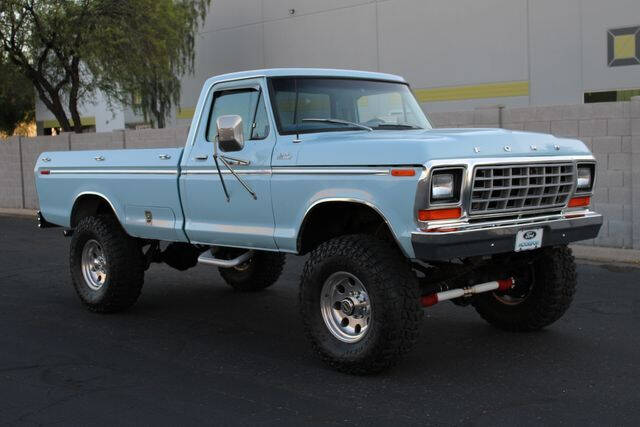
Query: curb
xmin=0 ymin=209 xmax=638 ymax=265
xmin=570 ymin=244 xmax=640 ymax=265
xmin=0 ymin=208 xmax=36 ymax=218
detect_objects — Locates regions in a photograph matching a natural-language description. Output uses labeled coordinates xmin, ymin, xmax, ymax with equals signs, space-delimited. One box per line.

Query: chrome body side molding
xmin=48 ymin=169 xmax=178 ymax=175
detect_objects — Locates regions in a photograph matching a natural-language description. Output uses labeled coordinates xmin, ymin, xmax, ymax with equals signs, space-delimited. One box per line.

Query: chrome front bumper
xmin=411 ymin=211 xmax=603 ymax=260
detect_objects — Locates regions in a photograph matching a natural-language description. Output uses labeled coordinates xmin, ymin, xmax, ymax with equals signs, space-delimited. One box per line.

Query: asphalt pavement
xmin=0 ymin=215 xmax=638 ymax=426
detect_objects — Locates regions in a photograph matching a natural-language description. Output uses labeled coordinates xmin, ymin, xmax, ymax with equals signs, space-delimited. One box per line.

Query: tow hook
xmin=421 ymin=278 xmax=515 ymax=307
xmin=63 ymin=229 xmax=74 ymax=237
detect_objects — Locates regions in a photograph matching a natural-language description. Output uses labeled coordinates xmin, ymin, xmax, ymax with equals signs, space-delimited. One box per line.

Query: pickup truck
xmin=35 ymin=68 xmax=602 ymax=374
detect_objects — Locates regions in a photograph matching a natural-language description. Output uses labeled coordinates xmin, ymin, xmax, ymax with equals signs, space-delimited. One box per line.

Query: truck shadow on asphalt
xmin=99 ymin=261 xmax=600 ymax=378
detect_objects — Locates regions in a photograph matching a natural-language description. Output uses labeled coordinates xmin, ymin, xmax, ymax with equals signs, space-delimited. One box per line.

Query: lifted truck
xmin=35 ymin=68 xmax=602 ymax=374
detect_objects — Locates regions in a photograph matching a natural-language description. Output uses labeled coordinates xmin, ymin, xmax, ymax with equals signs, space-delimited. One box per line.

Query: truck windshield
xmin=268 ymin=77 xmax=432 ymax=135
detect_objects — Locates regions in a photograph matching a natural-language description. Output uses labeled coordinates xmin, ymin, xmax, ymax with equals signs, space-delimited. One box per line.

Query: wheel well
xmin=297 ymin=201 xmax=397 ymax=255
xmin=70 ymin=194 xmax=118 ymax=228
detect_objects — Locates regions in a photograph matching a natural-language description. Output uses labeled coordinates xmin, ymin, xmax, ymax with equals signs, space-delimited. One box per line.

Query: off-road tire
xmin=473 ymin=245 xmax=577 ymax=332
xmin=69 ymin=215 xmax=145 ymax=313
xmin=219 ymin=251 xmax=286 ymax=292
xmin=300 ymin=234 xmax=422 ymax=375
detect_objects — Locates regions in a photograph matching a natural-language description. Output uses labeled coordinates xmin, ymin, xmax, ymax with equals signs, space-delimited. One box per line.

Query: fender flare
xmin=70 ymin=191 xmax=122 ymax=228
xmin=295 ymin=197 xmax=406 ymax=256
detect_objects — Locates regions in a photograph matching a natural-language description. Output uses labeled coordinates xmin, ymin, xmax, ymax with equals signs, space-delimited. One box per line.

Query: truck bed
xmin=35 ymin=147 xmax=188 ymax=242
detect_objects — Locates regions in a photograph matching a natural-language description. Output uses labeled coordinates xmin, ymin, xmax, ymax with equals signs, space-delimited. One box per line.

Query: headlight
xmin=432 ymin=173 xmax=454 ymax=200
xmin=576 ymin=164 xmax=594 ymax=191
xmin=430 ymin=169 xmax=462 ymax=203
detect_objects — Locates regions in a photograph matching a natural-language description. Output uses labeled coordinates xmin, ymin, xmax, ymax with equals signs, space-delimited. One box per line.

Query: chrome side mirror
xmin=216 ymin=115 xmax=244 ymax=152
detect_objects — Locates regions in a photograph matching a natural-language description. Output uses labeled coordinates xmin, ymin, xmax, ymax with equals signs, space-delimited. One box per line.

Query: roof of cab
xmin=205 ymin=68 xmax=406 ymax=86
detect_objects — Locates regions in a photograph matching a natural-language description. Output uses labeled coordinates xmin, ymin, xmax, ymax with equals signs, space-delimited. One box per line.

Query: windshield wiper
xmin=301 ymin=118 xmax=373 ymax=132
xmin=372 ymin=124 xmax=422 ymax=130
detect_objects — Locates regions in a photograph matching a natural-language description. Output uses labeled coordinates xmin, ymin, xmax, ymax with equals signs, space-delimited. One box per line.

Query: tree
xmin=0 ymin=56 xmax=34 ymax=135
xmin=0 ymin=1 xmax=210 ymax=133
xmin=93 ymin=0 xmax=209 ymax=128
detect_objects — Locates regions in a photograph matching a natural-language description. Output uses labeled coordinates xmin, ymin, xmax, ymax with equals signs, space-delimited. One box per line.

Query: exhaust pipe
xmin=421 ymin=278 xmax=515 ymax=307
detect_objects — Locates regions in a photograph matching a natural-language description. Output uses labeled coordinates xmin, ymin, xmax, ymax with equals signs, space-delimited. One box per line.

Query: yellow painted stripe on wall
xmin=43 ymin=116 xmax=96 ymax=128
xmin=177 ymin=107 xmax=196 ymax=120
xmin=414 ymin=81 xmax=530 ymax=102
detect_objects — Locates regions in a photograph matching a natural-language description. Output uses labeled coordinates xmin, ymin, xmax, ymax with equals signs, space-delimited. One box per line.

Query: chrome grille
xmin=470 ymin=163 xmax=575 ymax=215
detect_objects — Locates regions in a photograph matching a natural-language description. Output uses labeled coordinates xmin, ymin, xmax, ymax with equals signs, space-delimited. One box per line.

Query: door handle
xmin=94 ymin=155 xmax=105 ymax=161
xmin=194 ymin=155 xmax=209 ymax=161
xmin=158 ymin=154 xmax=171 ymax=160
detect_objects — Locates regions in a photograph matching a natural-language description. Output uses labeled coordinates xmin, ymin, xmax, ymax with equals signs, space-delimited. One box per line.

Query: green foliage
xmin=0 ymin=57 xmax=35 ymax=135
xmin=0 ymin=1 xmax=210 ymax=132
xmin=90 ymin=0 xmax=211 ymax=127
xmin=0 ymin=1 xmax=89 ymax=132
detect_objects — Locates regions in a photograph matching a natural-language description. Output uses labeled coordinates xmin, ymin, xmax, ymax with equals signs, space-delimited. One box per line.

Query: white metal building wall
xmin=34 ymin=0 xmax=640 ymax=129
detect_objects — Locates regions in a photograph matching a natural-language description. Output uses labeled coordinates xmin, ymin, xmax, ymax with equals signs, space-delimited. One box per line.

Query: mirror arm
xmin=213 ymin=153 xmax=231 ymax=202
xmin=219 ymin=156 xmax=258 ymax=200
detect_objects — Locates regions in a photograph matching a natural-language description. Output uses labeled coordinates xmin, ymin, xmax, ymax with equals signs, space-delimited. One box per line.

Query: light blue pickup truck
xmin=35 ymin=68 xmax=602 ymax=373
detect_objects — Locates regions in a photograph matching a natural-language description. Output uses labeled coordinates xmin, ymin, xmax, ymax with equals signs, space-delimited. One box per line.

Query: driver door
xmin=181 ymin=78 xmax=277 ymax=250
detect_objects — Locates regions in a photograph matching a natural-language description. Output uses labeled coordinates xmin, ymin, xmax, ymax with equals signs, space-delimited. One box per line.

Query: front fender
xmin=271 ymin=169 xmax=421 ymax=258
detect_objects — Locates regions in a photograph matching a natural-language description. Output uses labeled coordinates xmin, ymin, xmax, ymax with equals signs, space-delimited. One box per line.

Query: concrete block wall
xmin=70 ymin=131 xmax=124 ymax=151
xmin=1 ymin=102 xmax=638 ymax=250
xmin=632 ymin=100 xmax=640 ymax=249
xmin=0 ymin=137 xmax=24 ymax=209
xmin=430 ymin=100 xmax=640 ymax=249
xmin=124 ymin=128 xmax=186 ymax=149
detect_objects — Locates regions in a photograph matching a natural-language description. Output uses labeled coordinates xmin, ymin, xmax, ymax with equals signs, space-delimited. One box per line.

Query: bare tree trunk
xmin=68 ymin=58 xmax=83 ymax=133
xmin=157 ymin=102 xmax=166 ymax=128
xmin=34 ymin=85 xmax=73 ymax=132
xmin=150 ymin=103 xmax=160 ymax=128
xmin=149 ymin=88 xmax=164 ymax=128
xmin=26 ymin=69 xmax=73 ymax=132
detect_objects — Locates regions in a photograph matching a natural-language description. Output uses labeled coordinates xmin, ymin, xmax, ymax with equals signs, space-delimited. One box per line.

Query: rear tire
xmin=473 ymin=245 xmax=577 ymax=331
xmin=219 ymin=251 xmax=286 ymax=292
xmin=69 ymin=215 xmax=145 ymax=313
xmin=300 ymin=235 xmax=421 ymax=374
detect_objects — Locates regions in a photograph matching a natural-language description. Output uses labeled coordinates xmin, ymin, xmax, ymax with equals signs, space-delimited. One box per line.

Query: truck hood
xmin=293 ymin=128 xmax=591 ymax=166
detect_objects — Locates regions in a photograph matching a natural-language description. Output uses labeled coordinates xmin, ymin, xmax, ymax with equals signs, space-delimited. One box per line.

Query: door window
xmin=250 ymin=93 xmax=270 ymax=140
xmin=206 ymin=89 xmax=269 ymax=142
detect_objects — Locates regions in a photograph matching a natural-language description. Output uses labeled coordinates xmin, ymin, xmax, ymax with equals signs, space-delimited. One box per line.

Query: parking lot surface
xmin=0 ymin=216 xmax=639 ymax=425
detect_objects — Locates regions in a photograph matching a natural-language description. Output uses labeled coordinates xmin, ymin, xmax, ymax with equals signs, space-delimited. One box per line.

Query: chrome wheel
xmin=493 ymin=263 xmax=535 ymax=306
xmin=81 ymin=239 xmax=107 ymax=290
xmin=320 ymin=272 xmax=372 ymax=343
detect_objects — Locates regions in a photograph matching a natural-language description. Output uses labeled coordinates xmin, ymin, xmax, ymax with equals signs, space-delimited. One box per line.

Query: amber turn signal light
xmin=418 ymin=207 xmax=462 ymax=221
xmin=391 ymin=169 xmax=416 ymax=177
xmin=568 ymin=196 xmax=590 ymax=208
